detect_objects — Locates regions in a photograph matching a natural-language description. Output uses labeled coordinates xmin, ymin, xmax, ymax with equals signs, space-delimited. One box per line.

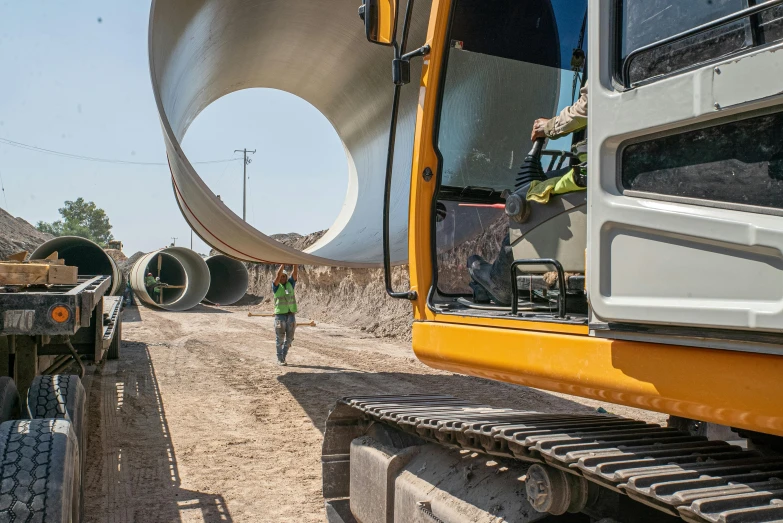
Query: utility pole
xmin=234 ymin=148 xmax=256 ymax=221
xmin=171 ymin=237 xmax=178 ymax=247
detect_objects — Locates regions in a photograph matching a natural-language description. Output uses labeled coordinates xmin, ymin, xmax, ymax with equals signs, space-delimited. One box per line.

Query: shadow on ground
xmin=83 ymin=340 xmax=232 ymax=522
xmin=121 ymin=305 xmax=142 ymax=323
xmin=179 ymin=304 xmax=231 ymax=314
xmin=277 ymin=369 xmax=600 ymax=435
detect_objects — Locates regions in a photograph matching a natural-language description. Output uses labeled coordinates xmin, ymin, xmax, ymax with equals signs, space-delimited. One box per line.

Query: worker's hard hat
xmin=155 ymin=277 xmax=160 ymax=281
xmin=147 ymin=272 xmax=152 ymax=276
xmin=282 ymin=270 xmax=289 ymax=276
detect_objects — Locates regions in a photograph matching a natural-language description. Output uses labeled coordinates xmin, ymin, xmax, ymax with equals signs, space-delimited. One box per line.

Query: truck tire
xmin=0 ymin=377 xmax=20 ymax=422
xmin=0 ymin=419 xmax=80 ymax=523
xmin=27 ymin=375 xmax=87 ymax=476
xmin=108 ymin=313 xmax=122 ymax=360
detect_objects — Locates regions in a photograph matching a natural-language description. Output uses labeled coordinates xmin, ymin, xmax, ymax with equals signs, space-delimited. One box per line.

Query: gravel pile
xmin=0 ymin=207 xmax=53 ymax=260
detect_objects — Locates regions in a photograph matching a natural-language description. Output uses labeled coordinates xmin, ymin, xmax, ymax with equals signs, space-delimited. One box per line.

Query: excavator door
xmin=588 ymin=0 xmax=783 ymax=339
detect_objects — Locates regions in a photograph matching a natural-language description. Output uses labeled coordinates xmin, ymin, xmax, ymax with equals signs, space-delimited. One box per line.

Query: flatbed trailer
xmin=0 ymin=274 xmax=122 ymax=395
xmin=0 ymin=274 xmax=123 ymax=520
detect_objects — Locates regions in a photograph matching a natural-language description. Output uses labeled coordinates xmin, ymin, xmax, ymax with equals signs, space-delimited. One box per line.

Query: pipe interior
xmin=205 ymin=256 xmax=248 ymax=305
xmin=145 ymin=253 xmax=187 ymax=305
xmin=34 ymin=242 xmax=112 ymax=279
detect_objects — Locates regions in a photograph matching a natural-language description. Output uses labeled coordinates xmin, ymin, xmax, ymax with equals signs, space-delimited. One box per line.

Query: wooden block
xmin=6 ymin=251 xmax=27 ymax=262
xmin=0 ymin=263 xmax=78 ymax=285
xmin=0 ymin=264 xmax=49 ymax=285
xmin=48 ymin=265 xmax=78 ymax=285
xmin=44 ymin=251 xmax=58 ymax=261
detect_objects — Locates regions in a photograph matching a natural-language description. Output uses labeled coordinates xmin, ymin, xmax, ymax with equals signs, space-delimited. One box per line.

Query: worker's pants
xmin=275 ymin=313 xmax=296 ymax=361
xmin=124 ymin=287 xmax=134 ymax=307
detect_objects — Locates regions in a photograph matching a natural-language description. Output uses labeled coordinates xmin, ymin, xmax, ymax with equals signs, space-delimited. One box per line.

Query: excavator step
xmin=336 ymin=394 xmax=783 ymax=523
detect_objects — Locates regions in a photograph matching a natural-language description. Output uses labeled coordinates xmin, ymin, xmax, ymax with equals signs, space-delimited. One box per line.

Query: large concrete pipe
xmin=148 ymin=0 xmax=432 ymax=267
xmin=31 ymin=236 xmax=121 ymax=295
xmin=130 ymin=247 xmax=210 ymax=311
xmin=204 ymin=255 xmax=249 ymax=306
xmin=149 ymin=1 xmax=562 ymax=267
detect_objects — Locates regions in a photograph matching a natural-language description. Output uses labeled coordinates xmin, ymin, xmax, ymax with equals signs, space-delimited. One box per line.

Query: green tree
xmin=36 ymin=198 xmax=114 ymax=246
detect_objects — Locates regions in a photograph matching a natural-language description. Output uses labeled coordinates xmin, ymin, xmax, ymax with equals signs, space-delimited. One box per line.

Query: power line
xmin=0 ymin=137 xmax=242 ymax=166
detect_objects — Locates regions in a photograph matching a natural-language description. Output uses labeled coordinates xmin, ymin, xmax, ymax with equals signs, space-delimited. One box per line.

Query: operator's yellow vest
xmin=274 ymin=281 xmax=298 ymax=314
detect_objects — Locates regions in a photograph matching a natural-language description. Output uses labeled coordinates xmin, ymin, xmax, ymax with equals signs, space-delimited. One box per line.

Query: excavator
xmin=320 ymin=0 xmax=783 ymax=522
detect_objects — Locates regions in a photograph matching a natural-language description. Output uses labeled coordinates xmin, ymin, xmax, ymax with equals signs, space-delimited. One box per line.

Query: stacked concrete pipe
xmin=31 ymin=236 xmax=121 ymax=295
xmin=130 ymin=247 xmax=210 ymax=311
xmin=203 ymin=255 xmax=249 ymax=306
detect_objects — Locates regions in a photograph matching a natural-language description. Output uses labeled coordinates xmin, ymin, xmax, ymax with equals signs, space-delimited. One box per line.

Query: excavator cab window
xmin=430 ymin=0 xmax=588 ymax=322
xmin=619 ymin=0 xmax=783 ymax=88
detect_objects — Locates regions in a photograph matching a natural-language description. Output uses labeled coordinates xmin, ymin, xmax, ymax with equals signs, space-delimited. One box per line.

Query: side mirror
xmin=358 ymin=0 xmax=397 ymax=46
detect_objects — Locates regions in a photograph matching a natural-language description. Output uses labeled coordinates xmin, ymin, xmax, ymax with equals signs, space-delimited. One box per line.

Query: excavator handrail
xmin=510 ymin=258 xmax=566 ymax=318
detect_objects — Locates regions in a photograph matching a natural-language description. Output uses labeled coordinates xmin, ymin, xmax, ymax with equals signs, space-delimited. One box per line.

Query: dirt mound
xmin=245 ymin=263 xmax=413 ymax=339
xmin=104 ymin=249 xmax=127 ymax=264
xmin=233 ymin=229 xmax=412 ymax=339
xmin=119 ymin=251 xmax=144 ymax=272
xmin=0 ymin=207 xmax=53 ymax=260
xmin=239 ymin=221 xmax=508 ymax=340
xmin=270 ymin=230 xmax=327 ymax=251
xmin=114 ymin=251 xmax=146 ymax=288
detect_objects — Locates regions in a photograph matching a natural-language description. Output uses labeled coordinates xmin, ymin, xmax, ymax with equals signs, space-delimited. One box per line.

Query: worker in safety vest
xmin=153 ymin=276 xmax=163 ymax=302
xmin=467 ymin=86 xmax=588 ymax=306
xmin=144 ymin=272 xmax=156 ymax=299
xmin=273 ymin=264 xmax=298 ymax=366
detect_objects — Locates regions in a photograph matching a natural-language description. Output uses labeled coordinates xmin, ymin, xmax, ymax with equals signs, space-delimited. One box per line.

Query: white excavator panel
xmin=589 ymin=0 xmax=783 ymax=334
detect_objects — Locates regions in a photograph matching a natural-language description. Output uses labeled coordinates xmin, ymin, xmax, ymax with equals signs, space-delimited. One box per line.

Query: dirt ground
xmin=83 ymin=305 xmax=667 ymax=523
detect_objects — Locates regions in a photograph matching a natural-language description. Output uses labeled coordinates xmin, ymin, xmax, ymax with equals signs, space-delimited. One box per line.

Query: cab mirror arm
xmin=392 ymin=44 xmax=430 ymax=86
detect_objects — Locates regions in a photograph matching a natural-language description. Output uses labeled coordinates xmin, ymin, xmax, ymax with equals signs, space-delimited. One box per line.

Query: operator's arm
xmin=531 ymin=85 xmax=588 ymax=141
xmin=273 ymin=265 xmax=285 ymax=286
xmin=291 ymin=265 xmax=298 ymax=282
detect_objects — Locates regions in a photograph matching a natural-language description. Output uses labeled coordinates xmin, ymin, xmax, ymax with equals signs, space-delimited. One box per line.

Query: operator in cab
xmin=272 ymin=264 xmax=298 ymax=366
xmin=467 ymin=86 xmax=589 ymax=306
xmin=527 ymin=84 xmax=588 ymax=203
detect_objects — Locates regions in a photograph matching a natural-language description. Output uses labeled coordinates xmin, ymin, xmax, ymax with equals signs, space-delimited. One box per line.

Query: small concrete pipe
xmin=203 ymin=255 xmax=248 ymax=306
xmin=31 ymin=236 xmax=121 ymax=295
xmin=130 ymin=247 xmax=210 ymax=311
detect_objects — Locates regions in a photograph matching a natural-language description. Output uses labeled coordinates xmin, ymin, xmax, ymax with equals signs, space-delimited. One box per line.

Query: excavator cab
xmin=322 ymin=1 xmax=783 ymax=522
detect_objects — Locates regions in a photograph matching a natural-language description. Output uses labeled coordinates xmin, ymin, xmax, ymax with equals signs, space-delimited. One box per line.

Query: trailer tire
xmin=27 ymin=375 xmax=87 ymax=475
xmin=0 ymin=377 xmax=20 ymax=422
xmin=108 ymin=313 xmax=122 ymax=360
xmin=0 ymin=419 xmax=80 ymax=523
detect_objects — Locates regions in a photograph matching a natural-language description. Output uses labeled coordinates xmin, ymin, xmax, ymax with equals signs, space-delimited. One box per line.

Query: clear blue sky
xmin=0 ymin=1 xmax=347 ymax=255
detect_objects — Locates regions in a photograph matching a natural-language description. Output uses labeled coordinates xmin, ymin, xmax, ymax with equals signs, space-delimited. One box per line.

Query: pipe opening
xmin=54 ymin=245 xmax=110 ymax=276
xmin=145 ymin=253 xmax=187 ymax=305
xmin=204 ymin=255 xmax=249 ymax=305
xmin=181 ymin=88 xmax=348 ymax=247
xmin=31 ymin=236 xmax=120 ymax=295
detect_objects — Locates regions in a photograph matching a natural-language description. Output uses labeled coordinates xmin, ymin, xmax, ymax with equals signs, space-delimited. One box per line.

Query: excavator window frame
xmin=424 ymin=0 xmax=590 ymax=325
xmin=615 ymin=0 xmax=783 ymax=89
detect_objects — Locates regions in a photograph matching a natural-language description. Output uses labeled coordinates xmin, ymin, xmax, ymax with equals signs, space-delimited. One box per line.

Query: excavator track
xmin=330 ymin=394 xmax=783 ymax=523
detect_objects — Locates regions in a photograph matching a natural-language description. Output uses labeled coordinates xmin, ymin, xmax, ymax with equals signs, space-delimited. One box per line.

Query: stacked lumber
xmin=0 ymin=251 xmax=78 ymax=286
